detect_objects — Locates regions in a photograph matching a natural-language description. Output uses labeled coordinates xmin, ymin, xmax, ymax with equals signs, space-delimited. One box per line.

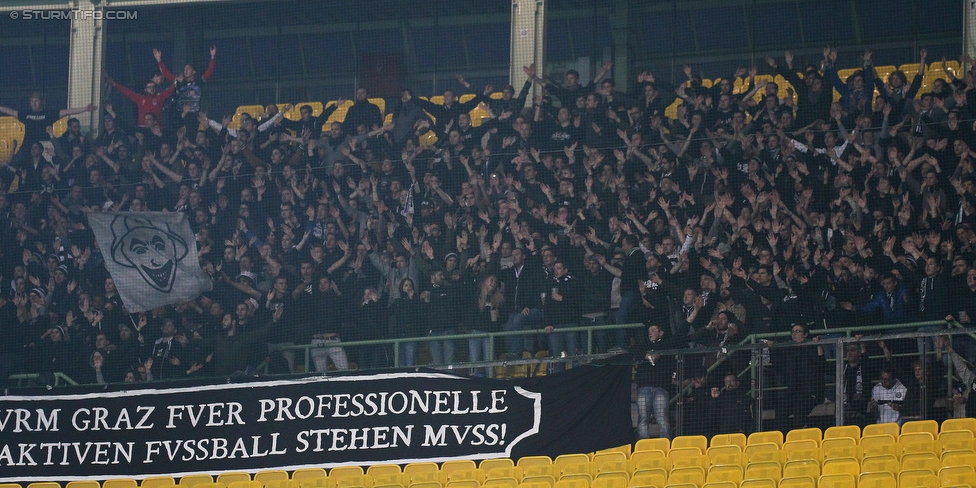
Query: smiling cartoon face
xmin=111 ymin=218 xmax=188 ymax=293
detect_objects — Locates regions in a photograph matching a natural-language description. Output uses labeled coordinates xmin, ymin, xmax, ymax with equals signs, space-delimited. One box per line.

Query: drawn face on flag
xmin=110 ymin=216 xmax=188 ymax=293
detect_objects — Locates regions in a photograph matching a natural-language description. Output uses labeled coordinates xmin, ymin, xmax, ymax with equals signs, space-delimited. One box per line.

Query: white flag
xmin=88 ymin=212 xmax=212 ymax=313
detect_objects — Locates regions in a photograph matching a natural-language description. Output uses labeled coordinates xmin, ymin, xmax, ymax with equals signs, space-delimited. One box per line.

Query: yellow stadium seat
xmin=747 ymin=449 xmax=786 ymax=465
xmin=820 ymin=437 xmax=856 ymax=452
xmin=822 ymin=458 xmax=859 ymax=478
xmin=942 ymin=449 xmax=976 ymax=468
xmin=863 ymin=423 xmax=900 ymax=440
xmin=227 ymin=484 xmax=260 ymax=488
xmin=783 ymin=440 xmax=819 ymax=457
xmin=409 ymin=482 xmax=442 ymax=488
xmin=860 ymin=454 xmax=899 ymax=474
xmin=266 ymin=482 xmax=301 ymax=488
xmin=672 ymin=455 xmax=708 ymax=470
xmin=481 ymin=459 xmax=515 ymax=473
xmin=901 ymin=439 xmax=941 ymax=456
xmin=818 ymin=473 xmax=856 ymax=488
xmin=448 ymin=469 xmax=486 ymax=484
xmin=786 ymin=428 xmax=822 ymax=446
xmin=592 ymin=473 xmax=627 ymax=487
xmin=367 ymin=466 xmax=402 ymax=478
xmin=596 ymin=445 xmax=632 ymax=459
xmin=255 ymin=471 xmax=290 ymax=483
xmin=634 ymin=438 xmax=670 ymax=454
xmin=66 ymin=482 xmax=100 ymax=488
xmin=179 ymin=475 xmax=215 ymax=487
xmin=823 ymin=445 xmax=863 ymax=462
xmin=783 ymin=460 xmax=820 ymax=479
xmin=940 ymin=465 xmax=976 ymax=486
xmin=629 ymin=471 xmax=666 ymax=487
xmin=898 ymin=469 xmax=939 ymax=487
xmin=857 ymin=471 xmax=894 ymax=488
xmin=706 ymin=445 xmax=741 ymax=462
xmin=592 ymin=452 xmax=628 ymax=467
xmin=553 ymin=479 xmax=588 ymax=488
xmin=337 ymin=475 xmax=373 ymax=488
xmin=668 ymin=447 xmax=703 ymax=460
xmin=704 ymin=465 xmax=742 ymax=484
xmin=523 ymin=466 xmax=557 ymax=478
xmin=555 ymin=454 xmax=592 ymax=469
xmin=943 ymin=418 xmax=976 ymax=435
xmin=778 ymin=476 xmax=816 ymax=488
xmin=739 ymin=480 xmax=776 ymax=488
xmin=142 ymin=477 xmax=177 ymax=488
xmin=898 ymin=63 xmax=921 ymax=76
xmin=406 ymin=463 xmax=442 ymax=475
xmin=442 ymin=460 xmax=477 ymax=474
xmin=860 ymin=434 xmax=897 ymax=454
xmin=702 ymin=483 xmax=735 ymax=488
xmin=216 ymin=474 xmax=251 ymax=485
xmin=709 ymin=434 xmax=746 ymax=450
xmin=903 ymin=419 xmax=939 ymax=437
xmin=446 ymin=481 xmax=479 ymax=488
xmin=521 ymin=475 xmax=555 ymax=487
xmin=786 ymin=448 xmax=823 ymax=465
xmin=747 ymin=431 xmax=784 ymax=448
xmin=666 ymin=466 xmax=704 ymax=487
xmin=484 ymin=479 xmax=518 ymax=488
xmin=824 ymin=425 xmax=860 ymax=443
xmin=372 ymin=474 xmax=405 ymax=487
xmin=633 ymin=455 xmax=672 ymax=474
xmin=744 ymin=443 xmax=779 ymax=459
xmin=488 ymin=467 xmax=524 ymax=482
xmin=901 ymin=452 xmax=940 ymax=473
xmin=708 ymin=452 xmax=747 ymax=469
xmin=939 ymin=429 xmax=974 ymax=447
xmin=407 ymin=472 xmax=442 ymax=485
xmin=672 ymin=436 xmax=708 ymax=453
xmin=595 ymin=461 xmax=631 ymax=478
xmin=744 ymin=461 xmax=782 ymax=482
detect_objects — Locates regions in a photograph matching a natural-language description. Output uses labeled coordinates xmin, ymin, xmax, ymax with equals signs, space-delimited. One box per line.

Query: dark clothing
xmin=414 ymin=94 xmax=489 ymax=134
xmin=635 ymin=336 xmax=677 ymax=388
xmin=620 ymin=248 xmax=645 ymax=294
xmin=342 ymin=100 xmax=383 ymax=134
xmin=499 ymin=262 xmax=545 ymax=312
xmin=390 ymin=296 xmax=425 ymax=339
xmin=425 ymin=283 xmax=456 ymax=333
xmin=544 ymin=274 xmax=582 ymax=326
xmin=917 ymin=273 xmax=950 ymax=322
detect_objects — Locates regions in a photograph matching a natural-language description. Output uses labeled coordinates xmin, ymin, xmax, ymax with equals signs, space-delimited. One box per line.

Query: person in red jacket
xmin=104 ymin=71 xmax=176 ymax=127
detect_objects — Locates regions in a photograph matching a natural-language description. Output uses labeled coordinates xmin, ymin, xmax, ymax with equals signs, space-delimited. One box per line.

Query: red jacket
xmin=112 ymin=81 xmax=176 ymax=126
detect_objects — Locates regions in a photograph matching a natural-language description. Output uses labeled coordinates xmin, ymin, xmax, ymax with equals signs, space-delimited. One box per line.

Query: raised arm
xmin=59 ymin=104 xmax=96 ymax=119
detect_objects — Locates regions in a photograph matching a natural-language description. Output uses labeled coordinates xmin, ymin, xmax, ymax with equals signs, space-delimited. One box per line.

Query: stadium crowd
xmin=2 ymin=44 xmax=976 ymax=437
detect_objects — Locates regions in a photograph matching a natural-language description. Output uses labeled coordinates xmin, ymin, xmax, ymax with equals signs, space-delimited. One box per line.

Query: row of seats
xmin=3 ymin=420 xmax=976 ymax=488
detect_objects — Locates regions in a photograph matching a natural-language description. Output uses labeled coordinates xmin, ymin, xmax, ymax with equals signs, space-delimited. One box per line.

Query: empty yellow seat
xmin=940 ymin=465 xmax=976 ymax=486
xmin=783 ymin=460 xmax=820 ymax=479
xmin=820 ymin=437 xmax=856 ymax=452
xmin=481 ymin=459 xmax=515 ymax=473
xmin=903 ymin=419 xmax=939 ymax=437
xmin=708 ymin=452 xmax=747 ymax=469
xmin=745 ymin=461 xmax=782 ymax=482
xmin=552 ymin=479 xmax=586 ymax=488
xmin=216 ymin=473 xmax=251 ymax=485
xmin=595 ymin=460 xmax=631 ymax=478
xmin=488 ymin=467 xmax=525 ymax=482
xmin=666 ymin=466 xmax=704 ymax=487
xmin=786 ymin=428 xmax=822 ymax=446
xmin=943 ymin=417 xmax=976 ymax=435
xmin=901 ymin=452 xmax=940 ymax=472
xmin=706 ymin=445 xmax=741 ymax=463
xmin=739 ymin=480 xmax=776 ymax=488
xmin=898 ymin=469 xmax=939 ymax=487
xmin=860 ymin=454 xmax=899 ymax=474
xmin=701 ymin=482 xmax=735 ymax=488
xmin=942 ymin=449 xmax=976 ymax=468
xmin=592 ymin=452 xmax=627 ymax=468
xmin=709 ymin=434 xmax=746 ymax=450
xmin=484 ymin=480 xmax=518 ymax=488
xmin=747 ymin=431 xmax=783 ymax=448
xmin=747 ymin=448 xmax=786 ymax=465
xmin=786 ymin=448 xmax=823 ymax=465
xmin=671 ymin=455 xmax=708 ymax=470
xmin=633 ymin=455 xmax=672 ymax=474
xmin=863 ymin=423 xmax=900 ymax=439
xmin=628 ymin=471 xmax=665 ymax=487
xmin=142 ymin=477 xmax=177 ymax=488
xmin=822 ymin=458 xmax=859 ymax=478
xmin=634 ymin=438 xmax=670 ymax=454
xmin=704 ymin=464 xmax=742 ymax=484
xmin=66 ymin=482 xmax=100 ymax=488
xmin=778 ymin=476 xmax=816 ymax=488
xmin=901 ymin=439 xmax=941 ymax=456
xmin=818 ymin=473 xmax=856 ymax=488
xmin=672 ymin=436 xmax=708 ymax=453
xmin=179 ymin=475 xmax=215 ymax=487
xmin=823 ymin=445 xmax=863 ymax=462
xmin=857 ymin=471 xmax=894 ymax=488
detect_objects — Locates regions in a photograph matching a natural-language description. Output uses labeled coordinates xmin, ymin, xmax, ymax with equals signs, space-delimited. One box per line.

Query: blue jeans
xmin=547 ymin=323 xmax=579 ymax=372
xmin=637 ymin=386 xmax=671 ymax=440
xmin=505 ymin=308 xmax=544 ymax=354
xmin=398 ymin=342 xmax=417 ymax=367
xmin=428 ymin=330 xmax=456 ymax=365
xmin=468 ymin=330 xmax=491 ymax=377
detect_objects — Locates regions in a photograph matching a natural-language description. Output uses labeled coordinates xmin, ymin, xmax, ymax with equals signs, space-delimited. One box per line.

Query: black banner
xmin=0 ymin=365 xmax=632 ymax=481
